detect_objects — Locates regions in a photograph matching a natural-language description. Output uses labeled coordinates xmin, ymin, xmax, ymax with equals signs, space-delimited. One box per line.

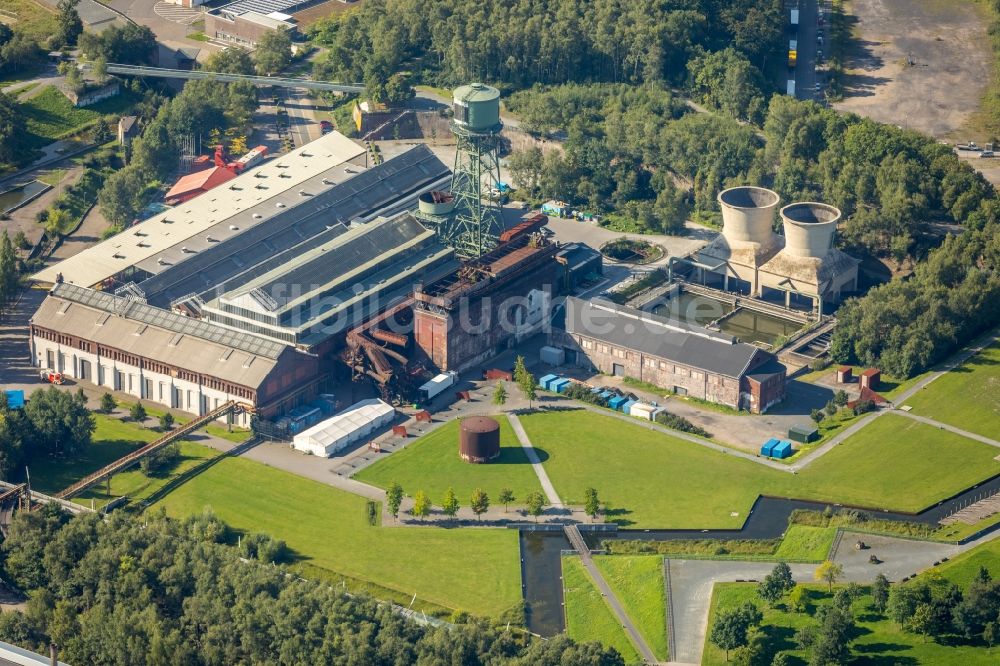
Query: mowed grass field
xmin=593 ymin=556 xmax=668 ymax=661
xmin=562 ymin=556 xmax=640 ymax=664
xmin=154 ymin=454 xmax=523 ymax=617
xmin=702 ymin=582 xmax=999 ymax=666
xmin=519 ymin=410 xmax=1000 ymax=528
xmin=904 ymin=340 xmax=1000 ymax=440
xmin=20 ymin=86 xmax=137 ymax=150
xmin=354 ymin=416 xmax=543 ymax=505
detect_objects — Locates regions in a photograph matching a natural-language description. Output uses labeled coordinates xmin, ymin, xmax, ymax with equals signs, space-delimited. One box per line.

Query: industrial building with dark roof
xmin=550 ymin=297 xmax=786 ymax=413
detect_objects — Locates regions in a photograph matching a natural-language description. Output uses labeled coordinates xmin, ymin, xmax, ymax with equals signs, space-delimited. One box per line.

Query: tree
xmin=411 ymin=490 xmax=430 ymax=521
xmin=55 ymin=0 xmax=83 ymax=48
xmin=771 ymin=653 xmax=791 ymax=666
xmin=709 ymin=602 xmax=761 ymax=661
xmin=810 ymin=408 xmax=824 ymax=424
xmin=788 ymin=585 xmax=809 ymax=613
xmin=834 ymin=389 xmax=849 ymax=407
xmin=584 ymin=487 xmax=600 ymax=520
xmin=824 ymin=400 xmax=837 ymax=417
xmin=385 ymin=482 xmax=403 ymax=522
xmin=513 ymin=355 xmax=528 ymax=386
xmin=91 ymin=56 xmax=108 ymax=84
xmin=470 ymin=488 xmax=489 ymax=521
xmin=814 ymin=561 xmax=843 ymax=592
xmin=887 ymin=585 xmax=921 ymax=628
xmin=0 ymin=230 xmax=17 ymax=312
xmin=907 ymin=603 xmax=934 ymax=642
xmin=64 ymin=64 xmax=83 ymax=93
xmin=810 ymin=605 xmax=854 ymax=665
xmin=492 ymin=381 xmax=508 ymax=406
xmin=254 ymin=28 xmax=292 ymax=76
xmin=91 ymin=117 xmax=112 ymax=144
xmin=984 ymin=621 xmax=1000 ymax=650
xmin=23 ymin=386 xmax=94 ymax=458
xmin=129 ymin=402 xmax=147 ymax=426
xmin=525 ymin=491 xmax=546 ymax=522
xmin=498 ymin=487 xmax=515 ymax=512
xmin=441 ymin=487 xmax=459 ymax=520
xmin=43 ymin=208 xmax=72 ymax=237
xmin=99 ymin=393 xmax=116 ymax=414
xmin=871 ymin=574 xmax=890 ymax=613
xmin=758 ymin=562 xmax=795 ymax=607
xmin=0 ymin=91 xmax=27 ymax=164
xmin=12 ymin=230 xmax=29 ymax=251
xmin=204 ymin=47 xmax=254 ymax=75
xmin=159 ymin=412 xmax=174 ymax=431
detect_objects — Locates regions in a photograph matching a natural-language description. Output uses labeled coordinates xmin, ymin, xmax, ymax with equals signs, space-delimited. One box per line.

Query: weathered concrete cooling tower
xmin=718 ymin=186 xmax=780 ymax=246
xmin=778 ymin=202 xmax=842 ymax=259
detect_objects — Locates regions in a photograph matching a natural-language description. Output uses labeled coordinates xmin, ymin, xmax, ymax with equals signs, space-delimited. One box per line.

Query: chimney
xmin=49 ymin=642 xmax=58 ymax=666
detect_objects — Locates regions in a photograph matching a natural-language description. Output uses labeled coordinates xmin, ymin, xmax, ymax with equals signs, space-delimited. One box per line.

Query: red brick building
xmin=550 ymin=297 xmax=786 ymax=414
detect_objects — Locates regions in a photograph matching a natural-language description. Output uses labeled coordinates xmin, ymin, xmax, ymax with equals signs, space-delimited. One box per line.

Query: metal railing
xmin=102 ymin=64 xmax=365 ymax=93
xmin=57 ymin=401 xmax=249 ymax=499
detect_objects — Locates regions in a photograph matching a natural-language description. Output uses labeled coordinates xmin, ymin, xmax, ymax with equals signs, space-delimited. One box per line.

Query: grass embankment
xmin=702 ymin=582 xmax=999 ymax=666
xmin=561 ymin=556 xmax=641 ymax=664
xmin=354 ymin=416 xmax=543 ymax=506
xmin=593 ymin=556 xmax=669 ymax=661
xmin=20 ymin=86 xmax=137 ymax=151
xmin=605 ymin=525 xmax=836 ymax=563
xmin=155 ymin=455 xmax=523 ymax=618
xmin=964 ymin=0 xmax=1000 ymax=138
xmin=0 ymin=0 xmax=58 ymax=43
xmin=519 ymin=410 xmax=1000 ymax=528
xmin=903 ymin=339 xmax=1000 ymax=440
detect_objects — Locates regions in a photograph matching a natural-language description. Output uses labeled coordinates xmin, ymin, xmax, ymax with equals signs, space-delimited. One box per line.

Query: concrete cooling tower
xmin=718 ymin=186 xmax=780 ymax=246
xmin=778 ymin=202 xmax=842 ymax=259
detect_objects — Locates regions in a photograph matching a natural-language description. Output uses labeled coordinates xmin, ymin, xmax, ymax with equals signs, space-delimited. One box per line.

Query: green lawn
xmin=27 ymin=413 xmax=158 ymax=494
xmin=562 ymin=556 xmax=641 ymax=664
xmin=20 ymin=86 xmax=137 ymax=150
xmin=593 ymin=556 xmax=669 ymax=661
xmin=354 ymin=416 xmax=543 ymax=507
xmin=73 ymin=441 xmax=221 ymax=509
xmin=934 ymin=512 xmax=1000 ymax=543
xmin=0 ymin=0 xmax=58 ymax=42
xmin=919 ymin=537 xmax=1000 ymax=590
xmin=773 ymin=526 xmax=837 ymax=561
xmin=154 ymin=455 xmax=522 ymax=617
xmin=702 ymin=583 xmax=999 ymax=666
xmin=903 ymin=340 xmax=1000 ymax=440
xmin=519 ymin=410 xmax=1000 ymax=528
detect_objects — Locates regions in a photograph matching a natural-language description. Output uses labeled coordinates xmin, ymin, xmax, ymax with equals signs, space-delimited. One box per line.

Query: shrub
xmin=655 ymin=410 xmax=712 ymax=438
xmin=139 ymin=442 xmax=180 ymax=475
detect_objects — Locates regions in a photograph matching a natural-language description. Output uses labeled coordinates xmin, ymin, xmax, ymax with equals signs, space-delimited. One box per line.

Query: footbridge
xmin=57 ymin=401 xmax=252 ymax=500
xmin=101 ymin=63 xmax=366 ymax=93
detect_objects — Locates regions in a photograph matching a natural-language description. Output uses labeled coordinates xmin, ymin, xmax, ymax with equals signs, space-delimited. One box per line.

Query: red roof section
xmin=165 ymin=166 xmax=236 ymax=203
xmin=847 ymin=386 xmax=888 ymax=408
xmin=861 ymin=368 xmax=880 ymax=377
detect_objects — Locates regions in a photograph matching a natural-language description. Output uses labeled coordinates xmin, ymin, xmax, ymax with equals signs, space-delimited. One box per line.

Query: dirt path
xmin=833 ymin=0 xmax=992 ymax=138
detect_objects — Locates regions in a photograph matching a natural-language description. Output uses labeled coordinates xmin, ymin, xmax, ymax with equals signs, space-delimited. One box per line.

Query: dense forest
xmin=0 ymin=507 xmax=623 ymax=665
xmin=308 ymin=0 xmax=784 ymax=95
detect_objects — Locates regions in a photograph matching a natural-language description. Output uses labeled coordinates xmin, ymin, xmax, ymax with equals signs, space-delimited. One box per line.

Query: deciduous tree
xmin=814 ymin=561 xmax=843 ymax=592
xmin=441 ymin=487 xmax=459 ymax=519
xmin=498 ymin=488 xmax=515 ymax=512
xmin=411 ymin=490 xmax=430 ymax=520
xmin=470 ymin=488 xmax=489 ymax=521
xmin=386 ymin=482 xmax=403 ymax=522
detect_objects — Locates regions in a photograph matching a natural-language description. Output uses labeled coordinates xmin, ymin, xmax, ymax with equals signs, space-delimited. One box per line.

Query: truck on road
xmin=791 ymin=8 xmax=799 ymax=25
xmin=786 ymin=80 xmax=796 ymax=96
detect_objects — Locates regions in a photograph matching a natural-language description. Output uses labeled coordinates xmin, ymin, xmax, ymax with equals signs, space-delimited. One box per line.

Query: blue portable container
xmin=598 ymin=390 xmax=614 ymax=401
xmin=760 ymin=437 xmax=779 ymax=457
xmin=3 ymin=390 xmax=24 ymax=409
xmin=551 ymin=378 xmax=571 ymax=393
xmin=607 ymin=395 xmax=627 ymax=410
xmin=772 ymin=440 xmax=794 ymax=459
xmin=620 ymin=399 xmax=637 ymax=414
xmin=539 ymin=374 xmax=559 ymax=390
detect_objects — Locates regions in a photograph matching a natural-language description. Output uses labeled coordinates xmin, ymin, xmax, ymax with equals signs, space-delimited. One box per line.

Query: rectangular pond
xmin=651 ymin=291 xmax=803 ymax=347
xmin=0 ymin=180 xmax=50 ymax=214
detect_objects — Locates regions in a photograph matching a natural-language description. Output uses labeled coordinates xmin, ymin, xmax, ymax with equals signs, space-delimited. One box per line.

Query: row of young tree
xmin=0 ymin=387 xmax=95 ymax=481
xmin=0 ymin=507 xmax=625 ymax=665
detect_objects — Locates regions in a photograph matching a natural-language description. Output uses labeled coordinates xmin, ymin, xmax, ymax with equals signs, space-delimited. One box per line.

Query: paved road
xmin=668 ymin=529 xmax=1000 ymax=664
xmin=791 ymin=0 xmax=821 ymax=101
xmin=282 ymin=89 xmax=321 ymax=148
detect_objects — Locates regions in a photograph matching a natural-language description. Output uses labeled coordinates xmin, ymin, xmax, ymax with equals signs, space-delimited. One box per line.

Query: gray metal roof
xmin=48 ymin=283 xmax=286 ymax=359
xmin=560 ymin=297 xmax=762 ymax=379
xmin=138 ymin=144 xmax=450 ymax=308
xmin=214 ymin=0 xmax=311 ymax=18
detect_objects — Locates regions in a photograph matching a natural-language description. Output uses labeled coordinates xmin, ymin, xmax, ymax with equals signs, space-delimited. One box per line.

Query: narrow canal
xmin=522 ymin=473 xmax=1000 ymax=636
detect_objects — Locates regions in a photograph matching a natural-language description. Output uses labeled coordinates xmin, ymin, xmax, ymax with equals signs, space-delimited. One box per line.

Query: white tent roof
xmin=295 ymin=399 xmax=394 ymax=450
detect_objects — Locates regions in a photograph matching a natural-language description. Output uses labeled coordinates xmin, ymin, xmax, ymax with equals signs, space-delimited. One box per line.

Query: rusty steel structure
xmin=344 ymin=298 xmax=426 ymax=404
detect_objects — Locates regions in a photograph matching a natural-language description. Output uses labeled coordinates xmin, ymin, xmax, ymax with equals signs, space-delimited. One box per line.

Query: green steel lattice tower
xmin=441 ymin=83 xmax=505 ymax=258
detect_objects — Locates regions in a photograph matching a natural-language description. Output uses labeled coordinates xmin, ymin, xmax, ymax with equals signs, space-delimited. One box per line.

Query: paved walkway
xmin=508 ymin=412 xmax=564 ymax=507
xmin=565 ymin=524 xmax=661 ymax=664
xmin=786 ymin=326 xmax=1000 ymax=472
xmin=667 ymin=529 xmax=1000 ymax=664
xmin=894 ymin=410 xmax=1000 ymax=449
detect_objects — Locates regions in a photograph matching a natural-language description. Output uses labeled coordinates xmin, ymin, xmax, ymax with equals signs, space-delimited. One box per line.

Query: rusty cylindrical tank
xmin=459 ymin=416 xmax=501 ymax=463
